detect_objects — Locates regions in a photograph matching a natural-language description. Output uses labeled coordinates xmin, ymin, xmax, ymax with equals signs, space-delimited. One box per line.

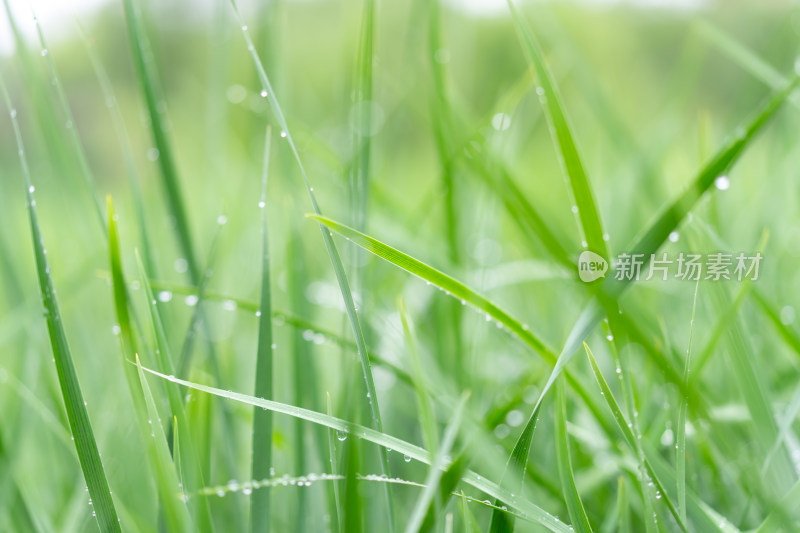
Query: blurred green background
xmin=2 ymin=0 xmax=800 ymax=531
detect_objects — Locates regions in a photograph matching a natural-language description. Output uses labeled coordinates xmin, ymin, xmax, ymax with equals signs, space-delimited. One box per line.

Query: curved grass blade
xmin=505 ymin=0 xmax=607 ymax=257
xmin=227 ymin=3 xmax=395 ymax=524
xmin=404 ymin=393 xmax=468 ymax=533
xmin=554 ymin=378 xmax=593 ymax=533
xmin=307 ymin=215 xmax=554 ymax=360
xmin=251 ymin=126 xmax=274 ymax=533
xmin=140 ymin=366 xmax=574 ymax=533
xmin=1 ymin=76 xmax=121 ymax=533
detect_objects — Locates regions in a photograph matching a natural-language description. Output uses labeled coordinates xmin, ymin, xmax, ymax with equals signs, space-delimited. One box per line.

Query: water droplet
xmin=241 ymin=25 xmax=248 ymax=31
xmin=260 ymin=90 xmax=268 ymax=98
xmin=491 ymin=112 xmax=511 ymax=131
xmin=714 ymin=175 xmax=730 ymax=191
xmin=336 ymin=431 xmax=347 ymax=441
xmin=255 ymin=310 xmax=262 ymax=317
xmin=217 ymin=215 xmax=228 ymax=225
xmin=222 ymin=299 xmax=237 ymax=311
xmin=403 ymin=454 xmax=412 ymax=462
xmin=157 ymin=291 xmax=173 ymax=303
xmin=173 ymin=258 xmax=188 ymax=274
xmin=258 ymin=201 xmax=266 ymax=208
xmin=571 ymin=205 xmax=578 ymax=214
xmin=606 ymin=334 xmax=614 ymax=341
xmin=668 ymin=231 xmax=679 ymax=243
xmin=41 ymin=49 xmax=48 ymax=56
xmin=112 ymin=325 xmax=121 ymax=336
xmin=280 ymin=131 xmax=287 ymax=138
xmin=28 ymin=185 xmax=35 ymax=193
xmin=184 ymin=295 xmax=199 ymax=307
xmin=781 ymin=305 xmax=795 ymax=325
xmin=147 ymin=147 xmax=160 ymax=161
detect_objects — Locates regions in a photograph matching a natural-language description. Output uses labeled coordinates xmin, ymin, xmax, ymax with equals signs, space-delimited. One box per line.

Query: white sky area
xmin=0 ymin=0 xmax=708 ymax=56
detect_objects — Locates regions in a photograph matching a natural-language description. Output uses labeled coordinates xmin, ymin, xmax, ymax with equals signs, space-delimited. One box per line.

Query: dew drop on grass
xmin=112 ymin=325 xmax=121 ymax=336
xmin=157 ymin=291 xmax=173 ymax=303
xmin=242 ymin=487 xmax=253 ymax=495
xmin=258 ymin=201 xmax=266 ymax=208
xmin=147 ymin=147 xmax=160 ymax=161
xmin=41 ymin=49 xmax=48 ymax=56
xmin=660 ymin=428 xmax=674 ymax=447
xmin=780 ymin=305 xmax=795 ymax=325
xmin=217 ymin=215 xmax=228 ymax=225
xmin=491 ymin=112 xmax=511 ymax=131
xmin=28 ymin=185 xmax=34 ymax=194
xmin=280 ymin=131 xmax=287 ymax=138
xmin=714 ymin=175 xmax=730 ymax=190
xmin=606 ymin=334 xmax=614 ymax=341
xmin=336 ymin=431 xmax=347 ymax=441
xmin=173 ymin=258 xmax=188 ymax=273
xmin=668 ymin=231 xmax=679 ymax=243
xmin=241 ymin=25 xmax=247 ymax=31
xmin=222 ymin=299 xmax=237 ymax=311
xmin=571 ymin=205 xmax=578 ymax=214
xmin=260 ymin=90 xmax=268 ymax=98
xmin=403 ymin=454 xmax=412 ymax=463
xmin=185 ymin=295 xmax=198 ymax=307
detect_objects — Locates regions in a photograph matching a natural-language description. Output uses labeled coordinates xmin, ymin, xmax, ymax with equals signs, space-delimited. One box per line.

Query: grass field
xmin=3 ymin=0 xmax=800 ymax=531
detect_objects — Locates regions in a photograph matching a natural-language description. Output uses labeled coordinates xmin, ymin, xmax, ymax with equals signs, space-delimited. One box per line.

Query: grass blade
xmin=404 ymin=393 xmax=468 ymax=533
xmin=121 ymin=0 xmax=199 ymax=281
xmin=108 ymin=197 xmax=193 ymax=532
xmin=677 ymin=282 xmax=700 ymax=524
xmin=140 ymin=366 xmax=574 ymax=533
xmin=251 ymin=126 xmax=274 ymax=533
xmin=1 ymin=75 xmax=121 ymax=533
xmin=506 ymin=0 xmax=608 ymax=257
xmin=307 ymin=214 xmax=554 ymax=360
xmin=554 ymin=377 xmax=593 ymax=533
xmin=527 ymin=72 xmax=800 ymax=427
xmin=226 ymin=6 xmax=395 ymax=525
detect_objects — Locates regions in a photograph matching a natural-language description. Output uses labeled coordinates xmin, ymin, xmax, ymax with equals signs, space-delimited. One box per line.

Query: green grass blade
xmin=350 ymin=0 xmax=375 ymax=232
xmin=404 ymin=393 xmax=468 ymax=533
xmin=307 ymin=214 xmax=554 ymax=360
xmin=78 ymin=23 xmax=157 ymax=279
xmin=398 ymin=297 xmax=439 ymax=454
xmin=1 ymin=76 xmax=121 ymax=533
xmin=251 ymin=126 xmax=275 ymax=533
xmin=140 ymin=365 xmax=574 ymax=533
xmin=134 ymin=250 xmax=215 ymax=533
xmin=554 ymin=377 xmax=593 ymax=533
xmin=108 ymin=197 xmax=193 ymax=532
xmin=226 ymin=5 xmax=395 ymax=524
xmin=121 ymin=0 xmax=199 ymax=282
xmin=30 ymin=10 xmax=106 ymax=233
xmin=583 ymin=343 xmax=690 ymax=532
xmin=677 ymin=282 xmax=700 ymax=524
xmin=505 ymin=0 xmax=607 ymax=257
xmin=527 ymin=73 xmax=800 ymax=427
xmin=488 ymin=403 xmax=541 ymax=533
